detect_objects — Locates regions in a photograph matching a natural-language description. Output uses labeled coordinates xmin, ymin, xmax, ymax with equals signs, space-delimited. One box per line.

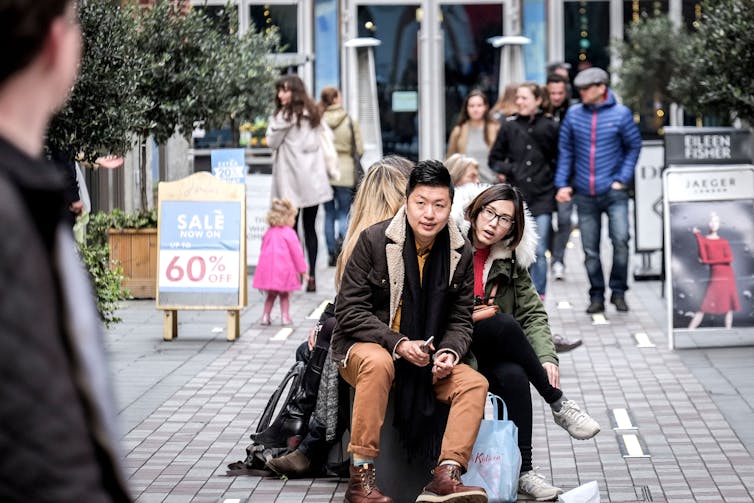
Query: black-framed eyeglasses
xmin=480 ymin=206 xmax=514 ymax=227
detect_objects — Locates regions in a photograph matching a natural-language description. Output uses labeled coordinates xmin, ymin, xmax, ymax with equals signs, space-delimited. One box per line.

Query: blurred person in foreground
xmin=0 ymin=1 xmax=130 ymax=501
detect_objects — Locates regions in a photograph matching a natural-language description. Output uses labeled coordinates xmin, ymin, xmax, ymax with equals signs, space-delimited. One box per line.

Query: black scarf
xmin=393 ymin=222 xmax=451 ymax=460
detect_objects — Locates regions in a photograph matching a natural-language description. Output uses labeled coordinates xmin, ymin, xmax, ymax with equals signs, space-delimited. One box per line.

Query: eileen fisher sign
xmin=684 ymin=134 xmax=733 ymax=160
xmin=664 ymin=127 xmax=752 ymax=166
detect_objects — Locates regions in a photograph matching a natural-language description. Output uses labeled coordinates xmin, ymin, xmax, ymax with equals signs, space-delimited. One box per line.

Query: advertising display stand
xmin=662 ymin=127 xmax=753 ymax=350
xmin=156 ymin=172 xmax=247 ymax=341
xmin=633 ymin=140 xmax=664 ymax=280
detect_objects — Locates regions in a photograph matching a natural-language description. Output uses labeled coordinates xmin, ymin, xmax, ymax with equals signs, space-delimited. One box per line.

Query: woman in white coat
xmin=266 ymin=75 xmax=334 ymax=292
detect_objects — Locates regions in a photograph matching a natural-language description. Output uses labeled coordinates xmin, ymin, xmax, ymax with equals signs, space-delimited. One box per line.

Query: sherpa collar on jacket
xmin=450 ymin=183 xmax=539 ymax=285
xmin=383 ymin=205 xmax=466 ymax=327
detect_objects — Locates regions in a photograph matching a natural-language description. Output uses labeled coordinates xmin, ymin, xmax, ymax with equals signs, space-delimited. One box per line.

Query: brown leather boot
xmin=266 ymin=449 xmax=311 ymax=477
xmin=345 ymin=463 xmax=393 ymax=503
xmin=415 ymin=464 xmax=487 ymax=503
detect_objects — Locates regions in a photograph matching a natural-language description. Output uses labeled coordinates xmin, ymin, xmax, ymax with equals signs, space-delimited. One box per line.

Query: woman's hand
xmin=307 ymin=326 xmax=317 ymax=351
xmin=542 ymin=362 xmax=560 ymax=389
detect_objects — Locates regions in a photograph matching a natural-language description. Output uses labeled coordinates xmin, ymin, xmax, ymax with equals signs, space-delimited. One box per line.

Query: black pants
xmin=470 ymin=313 xmax=562 ymax=472
xmin=295 ymin=205 xmax=319 ymax=278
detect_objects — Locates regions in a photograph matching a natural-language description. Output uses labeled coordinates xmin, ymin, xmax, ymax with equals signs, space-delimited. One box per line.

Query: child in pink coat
xmin=252 ymin=198 xmax=308 ymax=325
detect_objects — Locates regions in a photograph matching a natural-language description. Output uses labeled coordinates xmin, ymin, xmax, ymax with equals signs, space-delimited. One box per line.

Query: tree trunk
xmin=139 ymin=134 xmax=149 ymax=211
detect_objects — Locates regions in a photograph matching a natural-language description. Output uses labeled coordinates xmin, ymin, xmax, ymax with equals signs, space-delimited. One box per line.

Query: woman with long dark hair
xmin=266 ymin=75 xmax=334 ymax=292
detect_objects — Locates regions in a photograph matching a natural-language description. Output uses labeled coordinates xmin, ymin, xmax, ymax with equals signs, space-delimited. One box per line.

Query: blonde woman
xmin=445 ymin=153 xmax=481 ymax=187
xmin=335 ymin=155 xmax=414 ymax=286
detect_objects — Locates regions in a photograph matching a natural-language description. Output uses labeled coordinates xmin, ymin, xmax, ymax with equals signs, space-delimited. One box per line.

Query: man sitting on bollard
xmin=332 ymin=160 xmax=489 ymax=503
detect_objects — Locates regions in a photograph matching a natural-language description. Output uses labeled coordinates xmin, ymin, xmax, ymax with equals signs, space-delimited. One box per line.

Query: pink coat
xmin=252 ymin=226 xmax=307 ymax=292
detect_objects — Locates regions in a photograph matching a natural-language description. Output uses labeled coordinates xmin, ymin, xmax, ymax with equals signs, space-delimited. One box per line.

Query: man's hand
xmin=542 ymin=362 xmax=560 ymax=389
xmin=496 ymin=173 xmax=507 ymax=183
xmin=396 ymin=340 xmax=431 ymax=367
xmin=610 ymin=181 xmax=625 ymax=190
xmin=555 ymin=187 xmax=572 ymax=203
xmin=432 ymin=352 xmax=456 ymax=380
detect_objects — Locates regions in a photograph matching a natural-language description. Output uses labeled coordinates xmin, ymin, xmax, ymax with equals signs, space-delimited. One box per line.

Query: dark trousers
xmin=470 ymin=313 xmax=562 ymax=472
xmin=295 ymin=205 xmax=319 ymax=278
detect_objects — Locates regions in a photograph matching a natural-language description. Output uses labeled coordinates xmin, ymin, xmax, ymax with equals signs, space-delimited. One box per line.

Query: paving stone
xmin=106 ymin=228 xmax=754 ymax=502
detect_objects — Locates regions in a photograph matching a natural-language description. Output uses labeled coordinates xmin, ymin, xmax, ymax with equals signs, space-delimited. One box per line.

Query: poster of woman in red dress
xmin=669 ymin=200 xmax=753 ymax=331
xmin=687 ymin=211 xmax=740 ymax=329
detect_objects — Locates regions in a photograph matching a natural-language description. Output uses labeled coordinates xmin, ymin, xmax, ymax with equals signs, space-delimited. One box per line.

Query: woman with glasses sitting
xmin=452 ymin=183 xmax=600 ymax=501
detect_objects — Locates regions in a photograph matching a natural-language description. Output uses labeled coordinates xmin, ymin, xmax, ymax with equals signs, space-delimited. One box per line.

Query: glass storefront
xmin=358 ymin=5 xmax=421 ymax=160
xmin=441 ymin=4 xmax=502 ymax=144
xmin=563 ymin=1 xmax=610 ymax=83
xmin=248 ymin=4 xmax=298 ymax=52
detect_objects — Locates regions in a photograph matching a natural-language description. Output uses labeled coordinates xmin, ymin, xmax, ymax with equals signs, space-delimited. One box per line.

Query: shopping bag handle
xmin=486 ymin=392 xmax=509 ymax=421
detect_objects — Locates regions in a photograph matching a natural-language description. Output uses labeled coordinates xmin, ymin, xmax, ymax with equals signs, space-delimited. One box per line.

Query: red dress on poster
xmin=693 ymin=230 xmax=740 ymax=314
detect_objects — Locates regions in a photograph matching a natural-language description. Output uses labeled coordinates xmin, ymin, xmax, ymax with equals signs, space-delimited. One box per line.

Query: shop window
xmin=563 ymin=1 xmax=610 ymax=82
xmin=249 ymin=4 xmax=298 ymax=53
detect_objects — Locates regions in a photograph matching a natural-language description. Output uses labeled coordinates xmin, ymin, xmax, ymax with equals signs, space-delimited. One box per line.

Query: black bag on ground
xmin=228 ymin=303 xmax=337 ymax=474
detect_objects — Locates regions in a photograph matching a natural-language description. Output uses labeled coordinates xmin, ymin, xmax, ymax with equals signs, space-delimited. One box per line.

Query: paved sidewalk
xmin=106 ymin=229 xmax=754 ymax=502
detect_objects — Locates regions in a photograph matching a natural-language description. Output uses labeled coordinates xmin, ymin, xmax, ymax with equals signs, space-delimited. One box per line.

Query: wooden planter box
xmin=108 ymin=228 xmax=158 ymax=299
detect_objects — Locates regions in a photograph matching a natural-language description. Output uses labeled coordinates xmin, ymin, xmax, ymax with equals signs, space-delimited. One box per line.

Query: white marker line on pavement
xmin=612 ymin=408 xmax=636 ymax=430
xmin=308 ymin=299 xmax=331 ymax=320
xmin=271 ymin=327 xmax=293 ymax=341
xmin=621 ymin=433 xmax=649 ymax=458
xmin=634 ymin=332 xmax=656 ymax=348
xmin=557 ymin=301 xmax=572 ymax=309
xmin=591 ymin=313 xmax=610 ymax=325
xmin=223 ymin=500 xmax=241 ymax=503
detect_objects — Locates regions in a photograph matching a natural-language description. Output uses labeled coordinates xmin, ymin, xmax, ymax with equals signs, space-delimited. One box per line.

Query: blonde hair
xmin=445 ymin=153 xmax=479 ymax=187
xmin=334 ymin=156 xmax=414 ymax=288
xmin=492 ymin=83 xmax=519 ymax=117
xmin=266 ymin=198 xmax=297 ymax=227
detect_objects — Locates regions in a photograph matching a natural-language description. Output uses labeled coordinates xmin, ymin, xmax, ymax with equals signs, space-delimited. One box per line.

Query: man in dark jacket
xmin=0 ymin=1 xmax=131 ymax=501
xmin=332 ymin=161 xmax=488 ymax=503
xmin=554 ymin=67 xmax=642 ymax=314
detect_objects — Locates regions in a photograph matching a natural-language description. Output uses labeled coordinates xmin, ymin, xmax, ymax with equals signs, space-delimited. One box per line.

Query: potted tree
xmin=47 ymin=0 xmax=142 ymax=315
xmin=611 ymin=14 xmax=686 ymax=137
xmin=669 ymin=0 xmax=754 ymax=127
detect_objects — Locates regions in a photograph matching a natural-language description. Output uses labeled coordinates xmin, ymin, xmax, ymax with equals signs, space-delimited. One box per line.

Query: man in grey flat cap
xmin=554 ymin=67 xmax=642 ymax=315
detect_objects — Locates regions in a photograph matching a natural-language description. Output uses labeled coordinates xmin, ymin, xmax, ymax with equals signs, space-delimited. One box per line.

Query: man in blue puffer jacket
xmin=554 ymin=67 xmax=642 ymax=314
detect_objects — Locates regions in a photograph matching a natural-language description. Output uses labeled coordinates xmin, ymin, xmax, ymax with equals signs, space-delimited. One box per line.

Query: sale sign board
xmin=211 ymin=148 xmax=246 ymax=184
xmin=157 ymin=172 xmax=246 ymax=310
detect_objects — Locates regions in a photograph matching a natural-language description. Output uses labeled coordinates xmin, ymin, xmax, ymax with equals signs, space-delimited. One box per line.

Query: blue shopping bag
xmin=462 ymin=393 xmax=521 ymax=503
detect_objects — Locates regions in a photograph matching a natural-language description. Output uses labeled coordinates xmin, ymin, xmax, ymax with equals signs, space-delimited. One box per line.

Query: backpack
xmin=227 ymin=303 xmax=337 ymax=475
xmin=227 ymin=360 xmax=306 ymax=473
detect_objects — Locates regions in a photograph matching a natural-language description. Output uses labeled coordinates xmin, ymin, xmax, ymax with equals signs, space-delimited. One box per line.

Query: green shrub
xmin=81 ymin=209 xmax=157 ymax=326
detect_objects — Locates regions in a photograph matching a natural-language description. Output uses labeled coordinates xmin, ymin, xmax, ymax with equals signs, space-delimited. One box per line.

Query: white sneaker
xmin=518 ymin=468 xmax=563 ymax=501
xmin=552 ymin=261 xmax=565 ymax=280
xmin=552 ymin=399 xmax=601 ymax=440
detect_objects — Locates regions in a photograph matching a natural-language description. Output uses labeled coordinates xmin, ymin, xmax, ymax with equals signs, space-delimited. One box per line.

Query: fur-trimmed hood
xmin=451 ymin=183 xmax=540 ymax=282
